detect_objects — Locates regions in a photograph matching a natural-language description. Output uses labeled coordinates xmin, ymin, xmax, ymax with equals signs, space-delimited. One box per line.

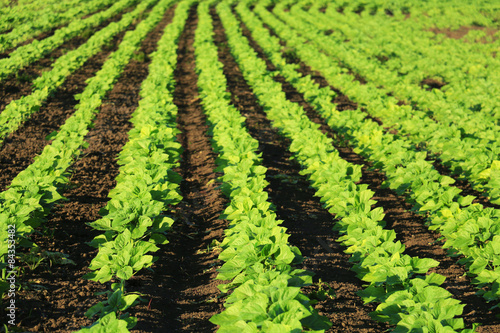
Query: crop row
xmin=79 ymin=0 xmax=190 ymax=329
xmin=195 ymin=1 xmax=329 ymax=331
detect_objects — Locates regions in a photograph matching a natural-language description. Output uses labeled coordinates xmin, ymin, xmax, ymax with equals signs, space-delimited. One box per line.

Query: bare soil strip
xmin=252 ymin=16 xmax=500 ymax=331
xmin=212 ymin=8 xmax=390 ymax=332
xmin=0 ymin=13 xmax=143 ymax=194
xmin=129 ymin=5 xmax=227 ymax=332
xmin=11 ymin=7 xmax=176 ymax=332
xmin=430 ymin=26 xmax=498 ymax=42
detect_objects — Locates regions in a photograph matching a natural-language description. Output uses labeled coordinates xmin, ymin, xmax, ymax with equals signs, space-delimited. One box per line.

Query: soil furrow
xmin=0 ymin=4 xmax=133 ymax=111
xmin=0 ymin=11 xmax=143 ymax=194
xmin=252 ymin=16 xmax=500 ymax=331
xmin=129 ymin=5 xmax=227 ymax=332
xmin=12 ymin=6 xmax=176 ymax=332
xmin=212 ymin=8 xmax=388 ymax=332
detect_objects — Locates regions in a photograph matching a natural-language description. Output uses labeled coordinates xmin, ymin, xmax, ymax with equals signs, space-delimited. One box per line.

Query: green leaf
xmin=410 ymin=257 xmax=439 ymax=274
xmin=119 ymin=294 xmax=141 ymax=311
xmin=116 ymin=266 xmax=134 ymax=280
xmin=85 ymin=302 xmax=104 ymax=318
xmin=457 ymin=195 xmax=475 ymax=207
xmin=424 ymin=273 xmax=446 ymax=286
xmin=300 ymin=310 xmax=333 ymax=330
xmin=114 ymin=229 xmax=132 ymax=249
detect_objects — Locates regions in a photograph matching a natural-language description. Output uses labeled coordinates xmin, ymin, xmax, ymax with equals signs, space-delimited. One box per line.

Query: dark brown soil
xmin=420 ymin=77 xmax=446 ymax=90
xmin=430 ymin=26 xmax=498 ymax=43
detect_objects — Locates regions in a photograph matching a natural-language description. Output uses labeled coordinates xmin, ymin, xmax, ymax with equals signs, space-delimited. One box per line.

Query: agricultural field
xmin=1 ymin=0 xmax=500 ymax=331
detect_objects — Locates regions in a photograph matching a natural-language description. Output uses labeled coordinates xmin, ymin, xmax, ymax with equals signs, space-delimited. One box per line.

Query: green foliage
xmin=0 ymin=0 xmax=118 ymax=53
xmin=79 ymin=312 xmax=133 ymax=333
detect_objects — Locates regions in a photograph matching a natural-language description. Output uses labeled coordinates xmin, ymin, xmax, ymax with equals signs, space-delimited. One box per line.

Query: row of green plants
xmin=221 ymin=1 xmax=475 ymax=331
xmin=0 ymin=0 xmax=70 ymax=33
xmin=195 ymin=1 xmax=330 ymax=331
xmin=252 ymin=0 xmax=500 ymax=312
xmin=0 ymin=0 xmax=158 ymax=145
xmin=0 ymin=0 xmax=112 ymax=53
xmin=271 ymin=0 xmax=500 ymax=206
xmin=78 ymin=0 xmax=190 ymax=330
xmin=0 ymin=0 xmax=171 ymax=303
xmin=0 ymin=0 xmax=135 ymax=80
